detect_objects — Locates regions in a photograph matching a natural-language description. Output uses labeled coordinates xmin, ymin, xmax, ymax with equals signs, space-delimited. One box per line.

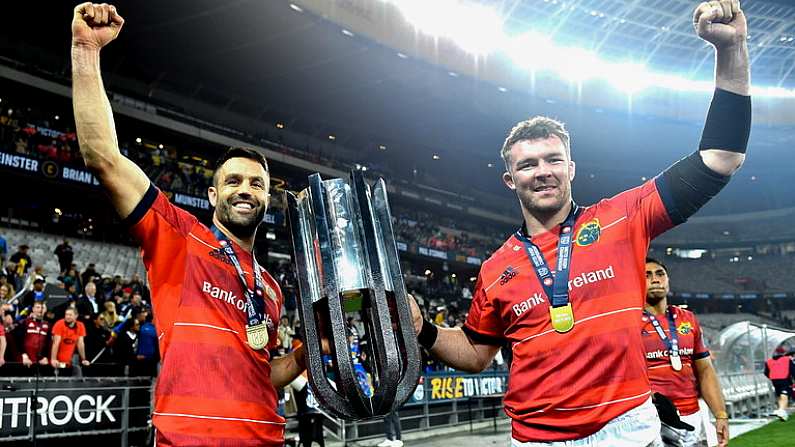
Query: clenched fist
xmin=72 ymin=3 xmax=124 ymax=50
xmin=694 ymin=0 xmax=747 ymax=49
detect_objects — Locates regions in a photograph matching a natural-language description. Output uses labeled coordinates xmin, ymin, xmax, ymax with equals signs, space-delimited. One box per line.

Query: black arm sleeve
xmin=654 ymin=152 xmax=731 ymax=225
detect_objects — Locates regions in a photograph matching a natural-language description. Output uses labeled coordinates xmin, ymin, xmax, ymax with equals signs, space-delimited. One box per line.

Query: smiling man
xmin=71 ymin=3 xmax=308 ymax=445
xmin=409 ymin=1 xmax=751 ymax=445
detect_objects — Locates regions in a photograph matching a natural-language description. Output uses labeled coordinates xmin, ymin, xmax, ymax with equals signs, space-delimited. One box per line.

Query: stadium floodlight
xmin=384 ymin=0 xmax=795 ymax=98
xmin=389 ymin=0 xmax=505 ymax=54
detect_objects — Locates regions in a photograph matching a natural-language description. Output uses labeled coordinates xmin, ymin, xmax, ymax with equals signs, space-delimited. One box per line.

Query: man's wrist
xmin=714 ymin=410 xmax=729 ymax=419
xmin=418 ymin=320 xmax=438 ymax=350
xmin=294 ymin=346 xmax=307 ymax=371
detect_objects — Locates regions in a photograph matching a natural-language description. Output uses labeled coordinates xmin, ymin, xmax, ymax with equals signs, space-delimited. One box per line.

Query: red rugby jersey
xmin=642 ymin=305 xmax=709 ymax=416
xmin=22 ymin=317 xmax=50 ymax=362
xmin=464 ymin=179 xmax=675 ymax=442
xmin=128 ymin=185 xmax=285 ymax=446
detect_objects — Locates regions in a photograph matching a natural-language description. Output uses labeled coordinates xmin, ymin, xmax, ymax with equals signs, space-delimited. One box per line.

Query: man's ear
xmin=208 ymin=186 xmax=218 ymax=207
xmin=502 ymin=171 xmax=516 ymax=190
xmin=568 ymin=160 xmax=576 ymax=182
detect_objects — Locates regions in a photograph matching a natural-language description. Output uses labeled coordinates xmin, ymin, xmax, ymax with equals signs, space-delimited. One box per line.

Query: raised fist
xmin=694 ymin=0 xmax=747 ymax=49
xmin=72 ymin=3 xmax=124 ymax=50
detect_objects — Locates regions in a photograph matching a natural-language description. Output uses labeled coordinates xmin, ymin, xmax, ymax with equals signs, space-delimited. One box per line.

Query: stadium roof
xmin=1 ymin=0 xmax=793 ymax=214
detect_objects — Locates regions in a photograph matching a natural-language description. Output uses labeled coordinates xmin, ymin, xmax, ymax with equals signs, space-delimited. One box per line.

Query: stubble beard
xmin=215 ymin=199 xmax=266 ymax=239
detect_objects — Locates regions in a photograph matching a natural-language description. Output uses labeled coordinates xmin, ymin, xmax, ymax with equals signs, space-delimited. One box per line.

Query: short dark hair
xmin=501 ymin=116 xmax=571 ymax=170
xmin=645 ymin=257 xmax=668 ymax=274
xmin=212 ymin=147 xmax=269 ymax=186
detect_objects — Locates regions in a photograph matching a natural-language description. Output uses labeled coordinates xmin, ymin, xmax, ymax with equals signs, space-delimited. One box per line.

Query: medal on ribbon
xmin=644 ymin=308 xmax=682 ymax=371
xmin=670 ymin=353 xmax=683 ymax=371
xmin=519 ymin=204 xmax=580 ymax=335
xmin=211 ymin=225 xmax=271 ymax=352
xmin=550 ymin=303 xmax=575 ymax=333
xmin=246 ymin=323 xmax=269 ymax=350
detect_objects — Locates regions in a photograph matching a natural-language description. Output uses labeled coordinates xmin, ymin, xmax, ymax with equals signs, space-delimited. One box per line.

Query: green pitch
xmin=731 ymin=417 xmax=795 ymax=447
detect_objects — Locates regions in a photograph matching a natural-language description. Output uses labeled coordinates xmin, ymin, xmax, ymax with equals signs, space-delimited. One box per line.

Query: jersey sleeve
xmin=463 ymin=273 xmax=504 ymax=346
xmin=0 ymin=324 xmax=5 ymax=337
xmin=608 ymin=179 xmax=676 ymax=242
xmin=77 ymin=322 xmax=87 ymax=337
xmin=692 ymin=315 xmax=710 ymax=360
xmin=125 ymin=184 xmax=197 ymax=308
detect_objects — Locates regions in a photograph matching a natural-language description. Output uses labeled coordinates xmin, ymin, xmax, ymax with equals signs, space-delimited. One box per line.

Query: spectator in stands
xmin=408 ymin=3 xmax=751 ymax=443
xmin=19 ymin=278 xmax=47 ymax=310
xmin=54 ymin=239 xmax=74 ymax=274
xmin=764 ymin=346 xmax=795 ymax=421
xmin=72 ymin=6 xmax=306 ymax=444
xmin=9 ymin=244 xmax=32 ymax=277
xmin=111 ymin=317 xmax=139 ymax=376
xmin=81 ymin=262 xmax=99 ymax=287
xmin=61 ymin=265 xmax=82 ymax=294
xmin=0 ymin=232 xmax=6 ymax=269
xmin=76 ymin=281 xmax=102 ymax=322
xmin=83 ymin=312 xmax=113 ymax=376
xmin=377 ymin=410 xmax=403 ymax=447
xmin=0 ymin=274 xmax=14 ymax=299
xmin=50 ymin=307 xmax=89 ymax=376
xmin=277 ymin=315 xmax=294 ymax=355
xmin=642 ymin=258 xmax=729 ymax=446
xmin=100 ymin=300 xmax=120 ymax=327
xmin=290 ymin=371 xmax=325 ymax=447
xmin=131 ymin=308 xmax=158 ymax=377
xmin=128 ymin=272 xmax=149 ymax=302
xmin=119 ymin=291 xmax=144 ymax=317
xmin=0 ymin=284 xmax=11 ymax=304
xmin=20 ymin=301 xmax=50 ymax=374
xmin=32 ymin=265 xmax=46 ymax=283
xmin=3 ymin=264 xmax=18 ymax=295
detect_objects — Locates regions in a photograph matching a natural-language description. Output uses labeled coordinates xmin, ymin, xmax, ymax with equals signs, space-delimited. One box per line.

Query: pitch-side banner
xmin=408 ymin=373 xmax=507 ymax=403
xmin=0 ymin=377 xmax=151 ymax=437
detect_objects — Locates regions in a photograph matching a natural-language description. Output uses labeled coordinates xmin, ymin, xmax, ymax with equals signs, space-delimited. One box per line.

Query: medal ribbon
xmin=517 ymin=203 xmax=580 ymax=309
xmin=643 ymin=307 xmax=679 ymax=358
xmin=211 ymin=225 xmax=266 ymax=328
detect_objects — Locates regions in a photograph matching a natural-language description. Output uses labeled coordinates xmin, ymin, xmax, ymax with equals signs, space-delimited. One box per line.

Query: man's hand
xmin=39 ymin=357 xmax=49 ymax=366
xmin=407 ymin=293 xmax=423 ymax=335
xmin=0 ymin=358 xmax=5 ymax=368
xmin=715 ymin=418 xmax=729 ymax=447
xmin=72 ymin=3 xmax=125 ymax=50
xmin=694 ymin=1 xmax=746 ymax=49
xmin=22 ymin=354 xmax=32 ymax=367
xmin=81 ymin=359 xmax=91 ymax=366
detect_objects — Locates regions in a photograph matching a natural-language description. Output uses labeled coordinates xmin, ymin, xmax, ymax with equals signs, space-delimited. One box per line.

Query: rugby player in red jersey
xmin=409 ymin=1 xmax=750 ymax=445
xmin=643 ymin=258 xmax=728 ymax=446
xmin=71 ymin=4 xmax=309 ymax=445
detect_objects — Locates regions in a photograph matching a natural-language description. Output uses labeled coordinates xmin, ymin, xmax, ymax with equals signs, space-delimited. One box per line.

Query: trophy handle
xmin=370 ymin=177 xmax=422 ymax=407
xmin=287 ymin=188 xmax=363 ymax=420
xmin=351 ymin=170 xmax=400 ymax=414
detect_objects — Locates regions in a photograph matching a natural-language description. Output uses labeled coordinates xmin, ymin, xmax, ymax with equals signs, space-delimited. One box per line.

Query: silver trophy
xmin=286 ymin=170 xmax=421 ymax=420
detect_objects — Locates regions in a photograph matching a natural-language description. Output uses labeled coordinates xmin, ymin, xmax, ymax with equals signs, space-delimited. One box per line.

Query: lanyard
xmin=644 ymin=307 xmax=679 ymax=357
xmin=210 ymin=225 xmax=266 ymax=327
xmin=517 ymin=203 xmax=580 ymax=309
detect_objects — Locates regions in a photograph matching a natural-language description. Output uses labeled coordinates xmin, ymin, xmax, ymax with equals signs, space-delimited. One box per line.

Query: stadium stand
xmin=0 ymin=226 xmax=145 ymax=282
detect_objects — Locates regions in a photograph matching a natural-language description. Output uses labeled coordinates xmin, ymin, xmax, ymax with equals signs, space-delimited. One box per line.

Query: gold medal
xmin=246 ymin=323 xmax=269 ymax=350
xmin=670 ymin=354 xmax=683 ymax=371
xmin=550 ymin=304 xmax=575 ymax=333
